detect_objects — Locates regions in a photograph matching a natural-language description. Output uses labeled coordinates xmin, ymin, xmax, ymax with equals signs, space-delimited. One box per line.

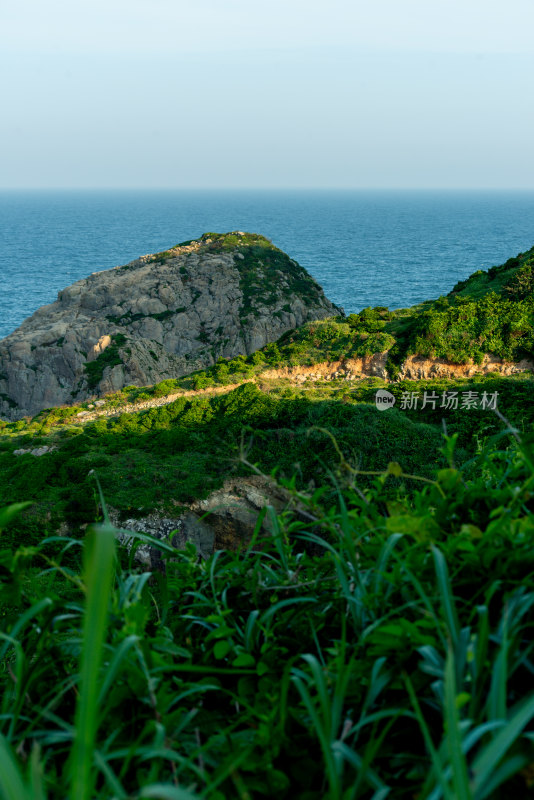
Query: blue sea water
xmin=1 ymin=190 xmax=534 ymax=340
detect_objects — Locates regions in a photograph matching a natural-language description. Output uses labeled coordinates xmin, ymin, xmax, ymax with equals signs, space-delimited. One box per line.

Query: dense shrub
xmin=1 ymin=375 xmax=533 ymax=535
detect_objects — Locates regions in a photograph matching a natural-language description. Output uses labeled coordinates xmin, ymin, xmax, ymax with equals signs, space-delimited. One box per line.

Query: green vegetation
xmin=232 ymin=240 xmax=325 ymax=319
xmin=383 ymin=292 xmax=533 ymax=376
xmin=450 ymin=244 xmax=534 ymax=299
xmin=2 ymin=240 xmax=534 ymax=796
xmin=244 ymin=247 xmax=534 ymax=376
xmin=0 ymin=382 xmax=450 ymax=535
xmin=269 ymin=247 xmax=534 ymax=377
xmin=106 ymin=309 xmax=181 ymax=326
xmin=375 ymin=245 xmax=533 ymax=374
xmin=0 ymin=371 xmax=533 ymax=547
xmin=2 ymin=424 xmax=534 ymax=798
xmin=276 ymin=310 xmax=395 ymax=363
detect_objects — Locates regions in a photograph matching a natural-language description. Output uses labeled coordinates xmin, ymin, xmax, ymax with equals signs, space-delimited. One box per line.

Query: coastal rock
xmin=0 ymin=233 xmax=341 ymax=420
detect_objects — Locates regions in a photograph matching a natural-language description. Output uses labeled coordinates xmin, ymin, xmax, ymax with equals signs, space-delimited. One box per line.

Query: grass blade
xmin=470 ymin=693 xmax=534 ymax=796
xmin=432 ymin=547 xmax=460 ymax=654
xmin=70 ymin=522 xmax=116 ymax=800
xmin=138 ymin=783 xmax=200 ymax=799
xmin=0 ymin=734 xmax=34 ymax=800
xmin=444 ymin=646 xmax=473 ymax=800
xmin=403 ymin=671 xmax=453 ymax=800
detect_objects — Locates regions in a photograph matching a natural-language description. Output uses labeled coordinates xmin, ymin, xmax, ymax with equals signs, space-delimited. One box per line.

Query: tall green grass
xmin=1 ymin=426 xmax=534 ymax=798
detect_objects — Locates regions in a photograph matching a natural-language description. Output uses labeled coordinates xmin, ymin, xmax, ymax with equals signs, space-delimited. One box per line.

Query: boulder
xmin=0 ymin=232 xmax=341 ymax=420
xmin=111 ymin=476 xmax=295 ymax=569
xmin=190 ymin=475 xmax=291 ymax=551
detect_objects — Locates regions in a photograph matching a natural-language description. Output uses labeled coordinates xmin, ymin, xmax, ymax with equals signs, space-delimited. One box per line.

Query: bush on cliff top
xmin=450 ymin=243 xmax=534 ymax=299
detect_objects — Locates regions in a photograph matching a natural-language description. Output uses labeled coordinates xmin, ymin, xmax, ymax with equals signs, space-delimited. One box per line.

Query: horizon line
xmin=2 ymin=186 xmax=534 ymax=193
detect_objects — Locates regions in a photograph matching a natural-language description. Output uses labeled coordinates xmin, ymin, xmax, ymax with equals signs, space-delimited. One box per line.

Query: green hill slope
xmin=2 ymin=241 xmax=534 ymax=798
xmin=450 ymin=243 xmax=534 ymax=299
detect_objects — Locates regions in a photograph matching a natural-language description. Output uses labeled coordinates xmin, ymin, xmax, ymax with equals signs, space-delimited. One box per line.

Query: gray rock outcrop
xmin=0 ymin=232 xmax=341 ymax=420
xmin=190 ymin=476 xmax=290 ymax=552
xmin=112 ymin=511 xmax=215 ymax=570
xmin=110 ymin=476 xmax=294 ymax=569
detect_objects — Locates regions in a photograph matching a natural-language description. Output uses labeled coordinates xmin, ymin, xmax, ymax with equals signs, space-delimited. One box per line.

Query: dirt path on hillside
xmin=74 ymin=380 xmax=257 ymax=422
xmin=72 ymin=351 xmax=534 ymax=425
xmin=74 ymin=355 xmax=389 ymax=422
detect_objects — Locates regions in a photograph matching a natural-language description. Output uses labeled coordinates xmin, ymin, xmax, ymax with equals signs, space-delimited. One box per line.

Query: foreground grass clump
xmin=1 ymin=426 xmax=534 ymax=798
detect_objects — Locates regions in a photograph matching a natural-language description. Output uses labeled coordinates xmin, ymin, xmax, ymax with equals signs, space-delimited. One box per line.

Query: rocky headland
xmin=0 ymin=232 xmax=340 ymax=420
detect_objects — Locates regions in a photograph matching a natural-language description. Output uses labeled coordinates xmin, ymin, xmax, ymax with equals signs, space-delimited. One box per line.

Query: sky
xmin=1 ymin=0 xmax=533 ymax=189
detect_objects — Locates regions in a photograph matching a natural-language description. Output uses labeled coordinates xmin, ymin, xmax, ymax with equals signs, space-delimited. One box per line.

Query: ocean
xmin=1 ymin=189 xmax=533 ymax=340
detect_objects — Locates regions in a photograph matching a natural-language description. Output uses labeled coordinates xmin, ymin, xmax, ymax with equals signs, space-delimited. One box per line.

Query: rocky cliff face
xmin=0 ymin=232 xmax=341 ymax=420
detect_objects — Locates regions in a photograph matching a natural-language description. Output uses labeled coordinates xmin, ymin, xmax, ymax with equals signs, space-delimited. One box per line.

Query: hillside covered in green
xmin=272 ymin=242 xmax=534 ymax=376
xmin=1 ymin=240 xmax=534 ymax=799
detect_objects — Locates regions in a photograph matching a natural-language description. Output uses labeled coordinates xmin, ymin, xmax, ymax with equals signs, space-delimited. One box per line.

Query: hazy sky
xmin=1 ymin=0 xmax=533 ymax=189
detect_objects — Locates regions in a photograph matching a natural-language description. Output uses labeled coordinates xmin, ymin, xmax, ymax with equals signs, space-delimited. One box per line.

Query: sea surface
xmin=1 ymin=190 xmax=534 ymax=340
